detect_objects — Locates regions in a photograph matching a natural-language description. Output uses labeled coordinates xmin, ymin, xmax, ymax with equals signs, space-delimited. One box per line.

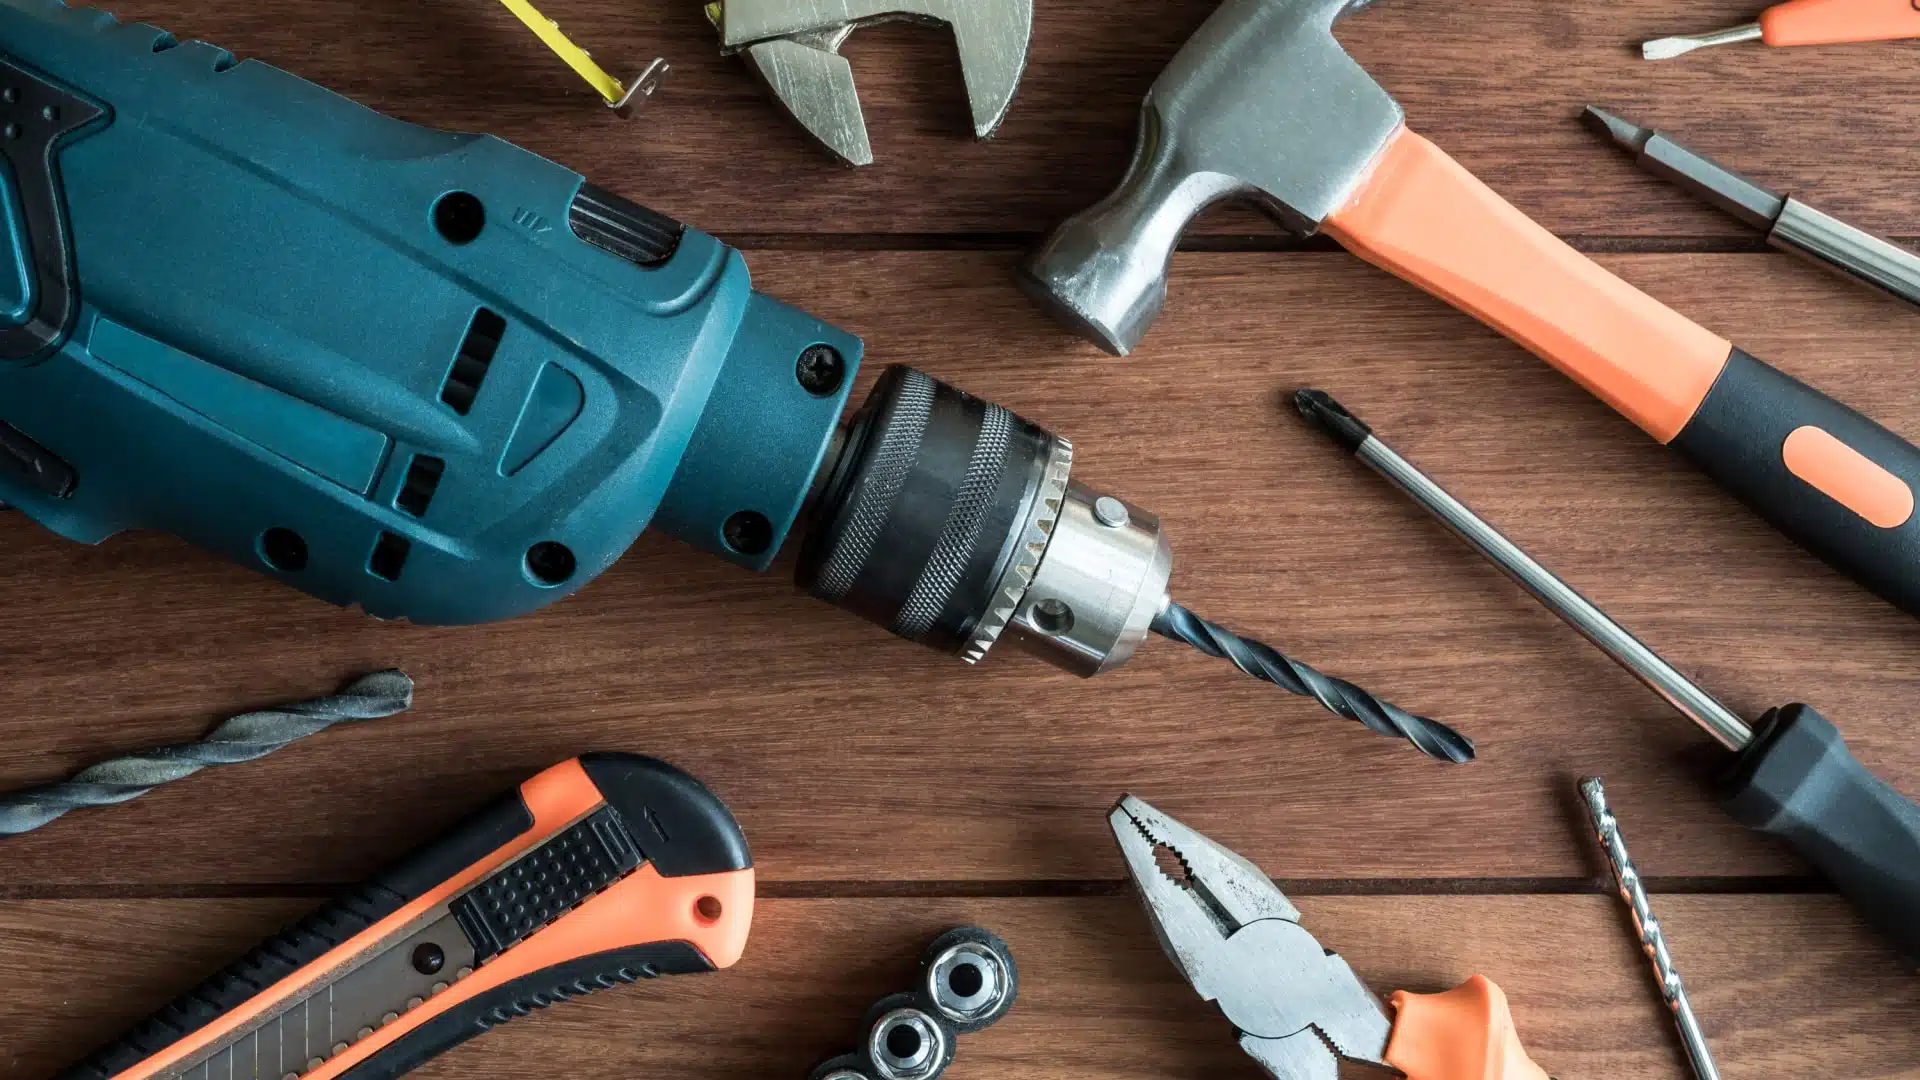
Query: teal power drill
xmin=0 ymin=0 xmax=1475 ymax=762
xmin=0 ymin=0 xmax=1181 ymax=672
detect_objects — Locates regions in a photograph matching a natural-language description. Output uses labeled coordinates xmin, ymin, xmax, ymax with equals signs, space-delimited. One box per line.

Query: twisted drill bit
xmin=0 ymin=670 xmax=414 ymax=837
xmin=1580 ymin=777 xmax=1721 ymax=1080
xmin=1151 ymin=603 xmax=1474 ymax=762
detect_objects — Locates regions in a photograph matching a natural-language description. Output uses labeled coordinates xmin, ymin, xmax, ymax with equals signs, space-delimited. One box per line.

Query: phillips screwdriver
xmin=1643 ymin=0 xmax=1920 ymax=58
xmin=1584 ymin=107 xmax=1920 ymax=314
xmin=53 ymin=754 xmax=755 ymax=1080
xmin=1294 ymin=389 xmax=1920 ymax=965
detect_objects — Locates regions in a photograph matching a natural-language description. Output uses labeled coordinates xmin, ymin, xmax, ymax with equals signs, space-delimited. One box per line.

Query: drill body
xmin=0 ymin=0 xmax=860 ymax=623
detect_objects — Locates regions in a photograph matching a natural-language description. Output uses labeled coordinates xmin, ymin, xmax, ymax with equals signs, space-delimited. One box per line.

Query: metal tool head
xmin=712 ymin=0 xmax=1033 ymax=166
xmin=1110 ymin=795 xmax=1393 ymax=1080
xmin=1020 ymin=0 xmax=1402 ymax=355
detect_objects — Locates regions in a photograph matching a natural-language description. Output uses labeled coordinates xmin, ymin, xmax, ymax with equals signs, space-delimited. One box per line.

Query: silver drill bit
xmin=1581 ymin=777 xmax=1722 ymax=1080
xmin=0 ymin=670 xmax=414 ymax=837
xmin=1643 ymin=22 xmax=1764 ymax=60
xmin=1293 ymin=390 xmax=1754 ymax=752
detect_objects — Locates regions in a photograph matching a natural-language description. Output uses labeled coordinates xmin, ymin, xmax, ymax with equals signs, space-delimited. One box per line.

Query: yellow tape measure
xmin=497 ymin=0 xmax=667 ymax=110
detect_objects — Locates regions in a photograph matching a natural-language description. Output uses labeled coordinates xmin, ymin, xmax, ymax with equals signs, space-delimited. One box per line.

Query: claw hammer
xmin=1022 ymin=0 xmax=1920 ymax=620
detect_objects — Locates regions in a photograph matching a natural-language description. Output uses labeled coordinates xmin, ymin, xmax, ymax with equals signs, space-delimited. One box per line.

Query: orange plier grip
xmin=55 ymin=754 xmax=756 ymax=1080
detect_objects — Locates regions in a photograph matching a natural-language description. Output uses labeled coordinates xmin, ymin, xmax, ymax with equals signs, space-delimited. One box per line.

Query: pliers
xmin=1111 ymin=796 xmax=1551 ymax=1080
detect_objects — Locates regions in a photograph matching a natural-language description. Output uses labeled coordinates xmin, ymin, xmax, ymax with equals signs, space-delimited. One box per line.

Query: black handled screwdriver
xmin=1295 ymin=389 xmax=1920 ymax=965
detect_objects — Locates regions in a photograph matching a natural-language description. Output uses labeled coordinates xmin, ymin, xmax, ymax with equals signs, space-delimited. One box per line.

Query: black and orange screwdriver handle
xmin=55 ymin=754 xmax=755 ymax=1080
xmin=1324 ymin=128 xmax=1920 ymax=616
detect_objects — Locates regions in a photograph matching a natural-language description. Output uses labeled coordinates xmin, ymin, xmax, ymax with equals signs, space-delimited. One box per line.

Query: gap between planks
xmin=711 ymin=233 xmax=1861 ymax=254
xmin=0 ymin=875 xmax=1830 ymax=902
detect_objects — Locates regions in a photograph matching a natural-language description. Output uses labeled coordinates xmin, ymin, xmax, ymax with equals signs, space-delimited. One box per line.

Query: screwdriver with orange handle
xmin=1644 ymin=0 xmax=1920 ymax=58
xmin=1112 ymin=795 xmax=1550 ymax=1080
xmin=54 ymin=754 xmax=755 ymax=1080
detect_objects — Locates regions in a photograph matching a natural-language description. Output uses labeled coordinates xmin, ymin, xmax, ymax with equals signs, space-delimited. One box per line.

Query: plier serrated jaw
xmin=1110 ymin=795 xmax=1394 ymax=1080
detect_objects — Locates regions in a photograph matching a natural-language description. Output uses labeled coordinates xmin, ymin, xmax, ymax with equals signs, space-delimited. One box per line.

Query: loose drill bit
xmin=1580 ymin=777 xmax=1722 ymax=1080
xmin=1583 ymin=106 xmax=1920 ymax=313
xmin=1151 ymin=602 xmax=1475 ymax=763
xmin=0 ymin=670 xmax=414 ymax=837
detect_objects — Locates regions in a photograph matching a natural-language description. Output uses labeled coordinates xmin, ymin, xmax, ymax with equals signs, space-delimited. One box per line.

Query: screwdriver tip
xmin=1641 ymin=22 xmax=1763 ymax=60
xmin=1292 ymin=389 xmax=1371 ymax=454
xmin=1580 ymin=106 xmax=1652 ymax=154
xmin=1641 ymin=36 xmax=1703 ymax=60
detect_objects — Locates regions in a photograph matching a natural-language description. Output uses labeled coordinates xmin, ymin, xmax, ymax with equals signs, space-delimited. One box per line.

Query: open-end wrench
xmin=708 ymin=0 xmax=1032 ymax=166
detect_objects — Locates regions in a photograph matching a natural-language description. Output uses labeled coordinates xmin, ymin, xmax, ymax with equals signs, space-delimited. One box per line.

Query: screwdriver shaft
xmin=1294 ymin=391 xmax=1753 ymax=750
xmin=1643 ymin=22 xmax=1764 ymax=59
xmin=1580 ymin=778 xmax=1722 ymax=1080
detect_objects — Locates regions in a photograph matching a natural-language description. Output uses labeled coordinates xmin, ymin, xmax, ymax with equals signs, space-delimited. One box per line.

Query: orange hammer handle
xmin=1384 ymin=976 xmax=1550 ymax=1080
xmin=1324 ymin=126 xmax=1920 ymax=618
xmin=1761 ymin=0 xmax=1920 ymax=46
xmin=1324 ymin=127 xmax=1733 ymax=443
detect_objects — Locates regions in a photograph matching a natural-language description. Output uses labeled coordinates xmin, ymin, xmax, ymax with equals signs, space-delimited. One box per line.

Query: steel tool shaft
xmin=1584 ymin=107 xmax=1920 ymax=313
xmin=0 ymin=670 xmax=413 ymax=837
xmin=1293 ymin=391 xmax=1750 ymax=750
xmin=1580 ymin=777 xmax=1721 ymax=1080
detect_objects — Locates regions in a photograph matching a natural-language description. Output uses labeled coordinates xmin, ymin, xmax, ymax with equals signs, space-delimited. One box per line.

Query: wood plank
xmin=1 ymin=251 xmax=1915 ymax=888
xmin=1 ymin=895 xmax=1914 ymax=1080
xmin=85 ymin=0 xmax=1920 ymax=240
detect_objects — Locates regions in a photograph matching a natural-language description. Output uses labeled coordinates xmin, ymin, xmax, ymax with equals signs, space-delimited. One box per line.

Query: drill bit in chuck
xmin=1151 ymin=603 xmax=1475 ymax=763
xmin=0 ymin=670 xmax=414 ymax=837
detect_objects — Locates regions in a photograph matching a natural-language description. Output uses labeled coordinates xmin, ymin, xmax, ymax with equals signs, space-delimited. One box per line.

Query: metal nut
xmin=925 ymin=941 xmax=1011 ymax=1026
xmin=867 ymin=1008 xmax=947 ymax=1080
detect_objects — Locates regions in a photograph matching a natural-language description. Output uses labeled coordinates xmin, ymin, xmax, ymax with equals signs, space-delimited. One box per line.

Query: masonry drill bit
xmin=0 ymin=670 xmax=413 ymax=837
xmin=1150 ymin=602 xmax=1475 ymax=763
xmin=1583 ymin=106 xmax=1920 ymax=313
xmin=1643 ymin=0 xmax=1920 ymax=60
xmin=1581 ymin=777 xmax=1722 ymax=1080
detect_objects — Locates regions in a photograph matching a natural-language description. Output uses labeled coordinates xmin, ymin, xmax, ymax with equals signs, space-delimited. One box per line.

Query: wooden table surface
xmin=4 ymin=1 xmax=1920 ymax=1078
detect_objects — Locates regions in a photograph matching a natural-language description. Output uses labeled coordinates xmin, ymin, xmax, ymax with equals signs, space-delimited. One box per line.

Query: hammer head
xmin=1019 ymin=0 xmax=1401 ymax=355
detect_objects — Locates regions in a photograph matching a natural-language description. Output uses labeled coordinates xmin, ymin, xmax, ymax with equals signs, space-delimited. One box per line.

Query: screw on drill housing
xmin=797 ymin=344 xmax=847 ymax=396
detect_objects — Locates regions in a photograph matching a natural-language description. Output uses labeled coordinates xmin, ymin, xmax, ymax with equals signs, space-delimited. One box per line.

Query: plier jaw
xmin=1110 ymin=795 xmax=1395 ymax=1080
xmin=707 ymin=0 xmax=1033 ymax=166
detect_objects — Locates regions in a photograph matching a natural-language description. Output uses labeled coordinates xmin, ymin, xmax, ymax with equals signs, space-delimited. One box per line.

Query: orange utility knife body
xmin=1112 ymin=795 xmax=1547 ymax=1080
xmin=1024 ymin=0 xmax=1920 ymax=618
xmin=56 ymin=755 xmax=755 ymax=1080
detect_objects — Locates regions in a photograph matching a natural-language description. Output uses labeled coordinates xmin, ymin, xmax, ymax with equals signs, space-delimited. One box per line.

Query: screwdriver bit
xmin=1151 ymin=602 xmax=1475 ymax=763
xmin=1584 ymin=106 xmax=1920 ymax=313
xmin=0 ymin=670 xmax=414 ymax=837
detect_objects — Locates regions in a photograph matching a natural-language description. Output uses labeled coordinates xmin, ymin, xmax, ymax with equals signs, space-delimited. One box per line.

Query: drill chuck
xmin=798 ymin=366 xmax=1171 ymax=675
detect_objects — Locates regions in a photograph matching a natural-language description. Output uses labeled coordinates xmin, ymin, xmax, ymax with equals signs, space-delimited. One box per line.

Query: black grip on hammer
xmin=1722 ymin=704 xmax=1920 ymax=965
